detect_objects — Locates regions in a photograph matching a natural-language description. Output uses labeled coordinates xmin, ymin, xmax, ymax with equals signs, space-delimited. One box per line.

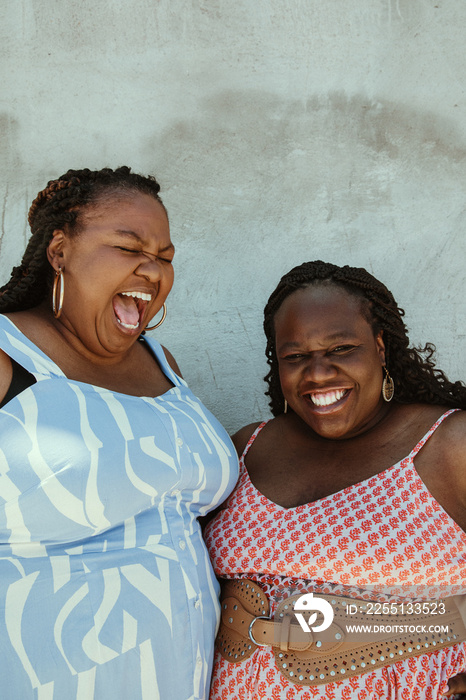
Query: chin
xmin=306 ymin=416 xmax=354 ymax=441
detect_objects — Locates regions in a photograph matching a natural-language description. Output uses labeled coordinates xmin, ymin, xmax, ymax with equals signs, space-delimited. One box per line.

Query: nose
xmin=135 ymin=256 xmax=163 ymax=283
xmin=303 ymin=354 xmax=337 ymax=383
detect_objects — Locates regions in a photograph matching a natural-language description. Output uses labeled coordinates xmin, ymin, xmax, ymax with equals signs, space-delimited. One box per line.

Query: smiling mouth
xmin=305 ymin=388 xmax=350 ymax=408
xmin=112 ymin=291 xmax=152 ymax=330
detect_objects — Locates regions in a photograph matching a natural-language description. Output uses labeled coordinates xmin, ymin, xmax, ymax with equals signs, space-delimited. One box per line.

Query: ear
xmin=375 ymin=330 xmax=386 ymax=366
xmin=46 ymin=230 xmax=66 ymax=272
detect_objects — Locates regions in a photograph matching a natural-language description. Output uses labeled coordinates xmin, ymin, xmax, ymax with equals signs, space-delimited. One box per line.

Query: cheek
xmin=363 ymin=365 xmax=384 ymax=399
xmin=277 ymin=364 xmax=286 ymax=389
xmin=277 ymin=364 xmax=295 ymax=393
xmin=374 ymin=366 xmax=384 ymax=388
xmin=161 ymin=267 xmax=174 ymax=295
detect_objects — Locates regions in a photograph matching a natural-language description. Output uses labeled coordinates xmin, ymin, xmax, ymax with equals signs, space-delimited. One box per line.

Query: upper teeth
xmin=121 ymin=291 xmax=152 ymax=301
xmin=310 ymin=389 xmax=346 ymax=407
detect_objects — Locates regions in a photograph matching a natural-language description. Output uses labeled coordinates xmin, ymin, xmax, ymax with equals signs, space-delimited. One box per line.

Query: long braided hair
xmin=264 ymin=260 xmax=466 ymax=415
xmin=0 ymin=167 xmax=164 ymax=313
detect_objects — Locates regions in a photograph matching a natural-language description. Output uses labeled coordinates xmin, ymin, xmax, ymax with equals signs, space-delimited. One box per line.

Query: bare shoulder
xmin=436 ymin=408 xmax=466 ymax=456
xmin=231 ymin=422 xmax=263 ymax=456
xmin=231 ymin=415 xmax=290 ymax=455
xmin=0 ymin=348 xmax=13 ymax=405
xmin=419 ymin=408 xmax=466 ymax=523
xmin=402 ymin=404 xmax=466 ymax=465
xmin=161 ymin=345 xmax=183 ymax=378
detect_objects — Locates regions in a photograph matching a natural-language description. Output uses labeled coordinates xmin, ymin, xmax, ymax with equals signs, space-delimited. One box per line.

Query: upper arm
xmin=443 ymin=411 xmax=466 ymax=502
xmin=231 ymin=422 xmax=262 ymax=458
xmin=162 ymin=346 xmax=183 ymax=378
xmin=421 ymin=410 xmax=466 ymax=530
xmin=0 ymin=349 xmax=12 ymax=406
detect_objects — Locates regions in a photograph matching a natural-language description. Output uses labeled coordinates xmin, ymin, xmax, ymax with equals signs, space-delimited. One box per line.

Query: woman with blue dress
xmin=0 ymin=166 xmax=238 ymax=700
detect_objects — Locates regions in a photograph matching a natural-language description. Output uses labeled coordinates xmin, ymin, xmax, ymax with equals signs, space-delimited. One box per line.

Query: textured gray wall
xmin=1 ymin=1 xmax=465 ymax=432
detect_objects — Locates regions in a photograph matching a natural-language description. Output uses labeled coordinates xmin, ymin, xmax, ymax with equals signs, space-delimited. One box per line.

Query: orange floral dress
xmin=205 ymin=410 xmax=466 ymax=699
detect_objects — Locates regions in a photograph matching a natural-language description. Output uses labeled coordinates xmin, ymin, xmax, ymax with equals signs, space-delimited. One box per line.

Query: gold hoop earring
xmin=382 ymin=367 xmax=395 ymax=402
xmin=52 ymin=267 xmax=64 ymax=318
xmin=284 ymin=399 xmax=288 ymax=414
xmin=145 ymin=303 xmax=167 ymax=331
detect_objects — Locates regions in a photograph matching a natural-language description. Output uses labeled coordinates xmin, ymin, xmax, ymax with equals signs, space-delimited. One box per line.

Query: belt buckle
xmin=248 ymin=615 xmax=272 ymax=646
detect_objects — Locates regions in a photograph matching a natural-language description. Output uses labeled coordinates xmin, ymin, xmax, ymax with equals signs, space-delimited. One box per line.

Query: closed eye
xmin=116 ymin=246 xmax=173 ymax=263
xmin=329 ymin=345 xmax=356 ymax=355
xmin=116 ymin=246 xmax=139 ymax=254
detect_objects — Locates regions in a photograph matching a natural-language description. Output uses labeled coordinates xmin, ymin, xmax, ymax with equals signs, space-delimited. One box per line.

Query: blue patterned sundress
xmin=0 ymin=314 xmax=239 ymax=700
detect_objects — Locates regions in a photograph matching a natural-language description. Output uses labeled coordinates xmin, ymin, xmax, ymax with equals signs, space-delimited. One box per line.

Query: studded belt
xmin=217 ymin=578 xmax=466 ymax=687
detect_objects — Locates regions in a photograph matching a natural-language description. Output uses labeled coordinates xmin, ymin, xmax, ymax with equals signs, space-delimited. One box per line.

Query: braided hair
xmin=0 ymin=167 xmax=164 ymax=312
xmin=264 ymin=260 xmax=466 ymax=415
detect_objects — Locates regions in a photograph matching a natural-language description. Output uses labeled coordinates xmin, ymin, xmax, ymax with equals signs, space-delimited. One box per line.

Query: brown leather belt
xmin=217 ymin=579 xmax=466 ymax=686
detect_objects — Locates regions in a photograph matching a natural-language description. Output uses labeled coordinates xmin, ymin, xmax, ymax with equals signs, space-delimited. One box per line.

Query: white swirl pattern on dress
xmin=0 ymin=314 xmax=239 ymax=700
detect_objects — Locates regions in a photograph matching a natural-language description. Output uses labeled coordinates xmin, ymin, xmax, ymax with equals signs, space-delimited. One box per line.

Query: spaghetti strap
xmin=408 ymin=408 xmax=460 ymax=459
xmin=242 ymin=421 xmax=269 ymax=460
xmin=242 ymin=410 xmax=460 ymax=466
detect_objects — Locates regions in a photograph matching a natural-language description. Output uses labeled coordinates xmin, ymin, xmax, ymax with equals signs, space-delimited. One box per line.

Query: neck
xmin=288 ymin=399 xmax=396 ymax=444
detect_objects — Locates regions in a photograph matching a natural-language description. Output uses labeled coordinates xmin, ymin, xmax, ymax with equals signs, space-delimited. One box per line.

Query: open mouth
xmin=305 ymin=388 xmax=350 ymax=409
xmin=112 ymin=291 xmax=152 ymax=331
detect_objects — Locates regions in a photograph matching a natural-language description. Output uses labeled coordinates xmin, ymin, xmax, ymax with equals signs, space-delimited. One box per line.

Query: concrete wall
xmin=1 ymin=0 xmax=465 ymax=432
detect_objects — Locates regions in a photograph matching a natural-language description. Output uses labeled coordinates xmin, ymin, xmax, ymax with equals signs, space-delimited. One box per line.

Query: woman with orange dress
xmin=205 ymin=260 xmax=466 ymax=699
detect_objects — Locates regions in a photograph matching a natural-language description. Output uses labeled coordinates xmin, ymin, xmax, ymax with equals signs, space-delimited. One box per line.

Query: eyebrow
xmin=115 ymin=229 xmax=175 ymax=253
xmin=278 ymin=332 xmax=356 ymax=351
xmin=324 ymin=332 xmax=356 ymax=341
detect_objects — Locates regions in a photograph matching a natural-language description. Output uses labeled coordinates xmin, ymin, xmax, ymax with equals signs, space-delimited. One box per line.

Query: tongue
xmin=113 ymin=294 xmax=140 ymax=327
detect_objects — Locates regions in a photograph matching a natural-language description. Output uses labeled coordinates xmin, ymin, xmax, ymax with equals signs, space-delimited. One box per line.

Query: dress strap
xmin=0 ymin=314 xmax=65 ymax=378
xmin=141 ymin=336 xmax=186 ymax=387
xmin=241 ymin=421 xmax=269 ymax=461
xmin=408 ymin=408 xmax=460 ymax=459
